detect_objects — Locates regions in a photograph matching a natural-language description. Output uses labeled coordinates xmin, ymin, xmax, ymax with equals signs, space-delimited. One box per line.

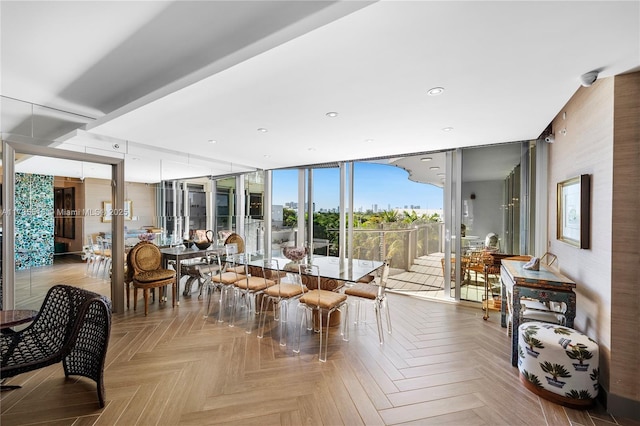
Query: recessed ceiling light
xmin=430 ymin=166 xmax=440 ymax=170
xmin=263 ymin=154 xmax=271 ymax=158
xmin=308 ymin=147 xmax=316 ymax=151
xmin=420 ymin=157 xmax=432 ymax=162
xmin=442 ymin=127 xmax=453 ymax=132
xmin=325 ymin=112 xmax=338 ymax=117
xmin=257 ymin=128 xmax=268 ymax=133
xmin=437 ymin=173 xmax=445 ymax=177
xmin=208 ymin=139 xmax=217 ymax=144
xmin=365 ymin=139 xmax=374 ymax=143
xmin=427 ymin=87 xmax=445 ymax=96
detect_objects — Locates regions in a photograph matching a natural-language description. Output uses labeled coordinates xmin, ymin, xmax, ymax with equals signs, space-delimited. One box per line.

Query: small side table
xmin=1 ymin=309 xmax=38 ymax=391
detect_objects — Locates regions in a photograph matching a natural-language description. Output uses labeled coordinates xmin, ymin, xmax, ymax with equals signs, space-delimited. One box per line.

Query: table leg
xmin=500 ymin=280 xmax=508 ymax=328
xmin=483 ymin=269 xmax=489 ymax=320
xmin=511 ymin=286 xmax=522 ymax=366
xmin=175 ymin=263 xmax=181 ymax=303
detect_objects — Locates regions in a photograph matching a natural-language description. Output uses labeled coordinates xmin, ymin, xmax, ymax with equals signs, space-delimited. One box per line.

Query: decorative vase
xmin=282 ymin=245 xmax=308 ymax=271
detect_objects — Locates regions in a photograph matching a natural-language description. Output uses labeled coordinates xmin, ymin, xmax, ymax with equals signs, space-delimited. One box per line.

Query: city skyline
xmin=272 ymin=162 xmax=444 ymax=213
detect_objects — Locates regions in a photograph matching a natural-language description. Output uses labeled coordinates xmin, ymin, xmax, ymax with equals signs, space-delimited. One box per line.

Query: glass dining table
xmin=244 ymin=255 xmax=384 ymax=291
xmin=160 ymin=245 xmax=383 ymax=303
xmin=244 ymin=255 xmax=383 ymax=327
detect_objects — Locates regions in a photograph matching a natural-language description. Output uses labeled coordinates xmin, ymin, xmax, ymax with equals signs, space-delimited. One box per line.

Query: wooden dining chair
xmin=129 ymin=241 xmax=176 ymax=316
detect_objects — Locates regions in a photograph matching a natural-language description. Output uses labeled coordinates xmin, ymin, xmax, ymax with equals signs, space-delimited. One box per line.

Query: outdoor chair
xmin=0 ymin=285 xmax=112 ymax=407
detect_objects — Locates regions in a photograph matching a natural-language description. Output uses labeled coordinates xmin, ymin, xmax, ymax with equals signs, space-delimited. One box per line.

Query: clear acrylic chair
xmin=200 ymin=252 xmax=224 ymax=319
xmin=95 ymin=236 xmax=112 ymax=279
xmin=83 ymin=235 xmax=100 ymax=276
xmin=258 ymin=259 xmax=307 ymax=346
xmin=210 ymin=244 xmax=244 ymax=323
xmin=344 ymin=259 xmax=392 ymax=344
xmin=293 ymin=264 xmax=349 ymax=362
xmin=230 ymin=253 xmax=276 ymax=333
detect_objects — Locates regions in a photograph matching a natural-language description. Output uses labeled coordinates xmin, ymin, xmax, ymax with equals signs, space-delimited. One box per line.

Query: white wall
xmin=461 ymin=180 xmax=503 ymax=243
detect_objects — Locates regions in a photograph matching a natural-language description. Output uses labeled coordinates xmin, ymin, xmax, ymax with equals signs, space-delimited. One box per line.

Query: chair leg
xmin=384 ymin=298 xmax=392 ymax=335
xmin=126 ymin=282 xmax=130 ymax=309
xmin=293 ymin=305 xmax=307 ymax=355
xmin=85 ymin=255 xmax=93 ymax=276
xmin=374 ymin=302 xmax=384 ymax=345
xmin=217 ymin=286 xmax=227 ymax=323
xmin=245 ymin=294 xmax=258 ymax=335
xmin=229 ymin=289 xmax=239 ymax=328
xmin=319 ymin=311 xmax=328 ymax=362
xmin=103 ymin=257 xmax=112 ymax=280
xmin=257 ymin=296 xmax=268 ymax=338
xmin=342 ymin=304 xmax=350 ymax=343
xmin=93 ymin=256 xmax=103 ymax=277
xmin=133 ymin=287 xmax=138 ymax=311
xmin=143 ymin=288 xmax=149 ymax=316
xmin=203 ymin=280 xmax=218 ymax=318
xmin=353 ymin=299 xmax=361 ymax=325
xmin=279 ymin=301 xmax=288 ymax=347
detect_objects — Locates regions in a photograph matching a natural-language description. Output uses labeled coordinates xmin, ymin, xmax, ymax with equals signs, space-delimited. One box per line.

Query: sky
xmin=272 ymin=162 xmax=443 ymax=212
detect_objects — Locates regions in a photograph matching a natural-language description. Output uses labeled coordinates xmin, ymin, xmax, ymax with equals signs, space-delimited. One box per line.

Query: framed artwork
xmin=557 ymin=174 xmax=590 ymax=249
xmin=102 ymin=200 xmax=133 ymax=222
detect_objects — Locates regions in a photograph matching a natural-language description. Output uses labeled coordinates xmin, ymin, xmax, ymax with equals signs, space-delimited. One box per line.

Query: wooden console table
xmin=500 ymin=259 xmax=576 ymax=366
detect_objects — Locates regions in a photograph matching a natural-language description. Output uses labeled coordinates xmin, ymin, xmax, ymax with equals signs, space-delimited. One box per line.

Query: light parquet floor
xmin=2 ymin=258 xmax=637 ymax=426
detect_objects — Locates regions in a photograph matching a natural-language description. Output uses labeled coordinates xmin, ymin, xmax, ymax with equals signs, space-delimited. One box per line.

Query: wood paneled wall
xmin=83 ymin=178 xmax=157 ymax=241
xmin=610 ymin=72 xmax=640 ymax=409
xmin=548 ymin=71 xmax=640 ymax=418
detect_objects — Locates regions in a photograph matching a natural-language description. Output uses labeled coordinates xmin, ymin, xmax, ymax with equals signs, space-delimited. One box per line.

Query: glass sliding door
xmin=244 ymin=171 xmax=264 ymax=254
xmin=310 ymin=167 xmax=339 ymax=257
xmin=216 ymin=177 xmax=236 ymax=235
xmin=271 ymin=169 xmax=298 ymax=258
xmin=458 ymin=142 xmax=532 ymax=304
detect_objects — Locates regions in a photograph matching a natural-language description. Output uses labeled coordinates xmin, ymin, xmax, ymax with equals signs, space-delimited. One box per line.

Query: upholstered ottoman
xmin=517 ymin=321 xmax=599 ymax=408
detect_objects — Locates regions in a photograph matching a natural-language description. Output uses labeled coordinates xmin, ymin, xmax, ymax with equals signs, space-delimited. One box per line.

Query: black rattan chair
xmin=0 ymin=285 xmax=112 ymax=407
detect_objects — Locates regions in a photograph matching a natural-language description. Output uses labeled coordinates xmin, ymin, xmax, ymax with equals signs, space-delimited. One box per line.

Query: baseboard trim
xmin=601 ymin=387 xmax=640 ymax=421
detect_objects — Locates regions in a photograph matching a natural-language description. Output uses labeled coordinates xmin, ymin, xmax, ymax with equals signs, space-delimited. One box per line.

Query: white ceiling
xmin=2 ymin=1 xmax=639 ymax=184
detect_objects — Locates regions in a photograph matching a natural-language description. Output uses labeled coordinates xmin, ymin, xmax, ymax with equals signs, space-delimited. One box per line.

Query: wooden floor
xmin=2 ymin=258 xmax=638 ymax=426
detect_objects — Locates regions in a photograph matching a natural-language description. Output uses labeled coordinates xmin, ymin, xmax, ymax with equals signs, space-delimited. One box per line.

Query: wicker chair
xmin=0 ymin=285 xmax=112 ymax=407
xmin=129 ymin=241 xmax=177 ymax=316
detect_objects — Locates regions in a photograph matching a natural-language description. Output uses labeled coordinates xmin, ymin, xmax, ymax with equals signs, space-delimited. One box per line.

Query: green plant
xmin=566 ymin=343 xmax=593 ymax=365
xmin=540 ymin=362 xmax=572 ymax=381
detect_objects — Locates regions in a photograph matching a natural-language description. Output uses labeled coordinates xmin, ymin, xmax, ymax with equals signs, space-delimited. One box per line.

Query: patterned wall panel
xmin=15 ymin=172 xmax=54 ymax=270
